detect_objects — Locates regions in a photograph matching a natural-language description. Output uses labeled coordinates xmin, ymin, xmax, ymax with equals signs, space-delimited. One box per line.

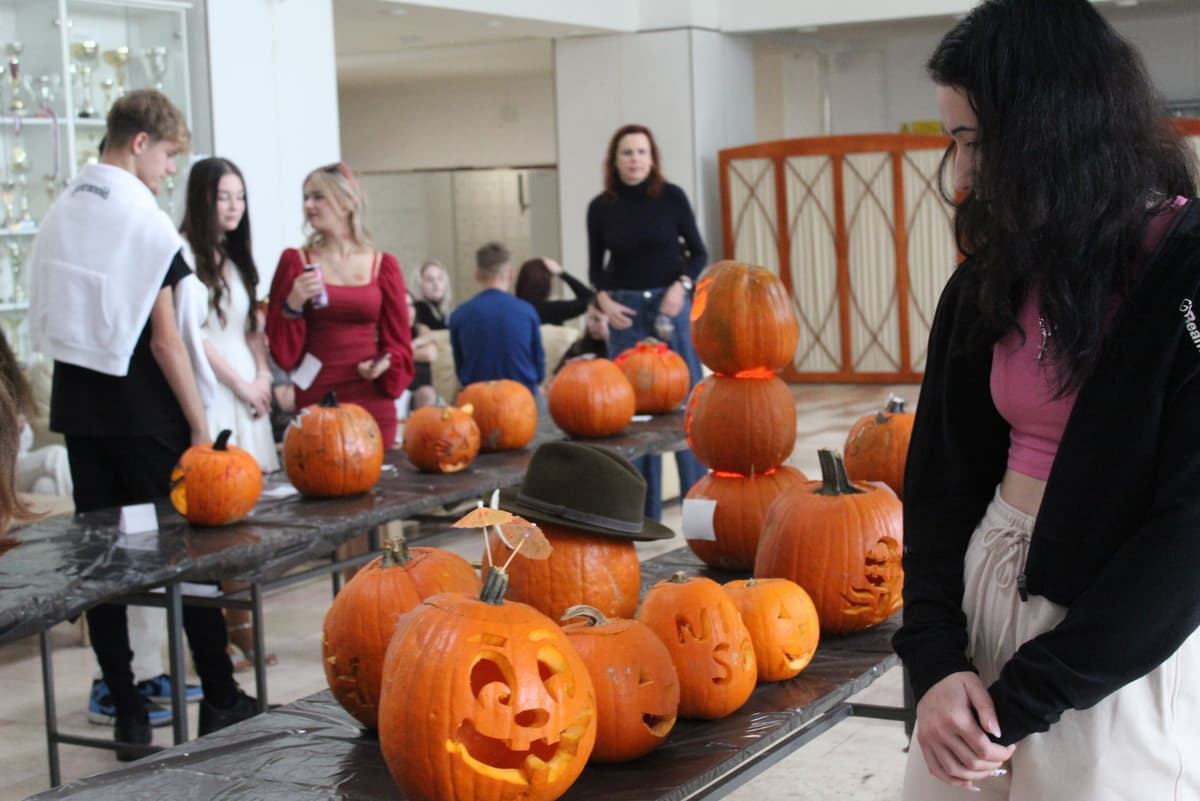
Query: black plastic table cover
xmin=0 ymin=412 xmax=689 ymax=644
xmin=26 ymin=548 xmax=901 ymax=801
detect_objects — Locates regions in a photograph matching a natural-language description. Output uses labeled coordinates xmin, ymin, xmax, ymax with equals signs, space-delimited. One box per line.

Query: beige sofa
xmin=428 ymin=323 xmax=581 ymax=404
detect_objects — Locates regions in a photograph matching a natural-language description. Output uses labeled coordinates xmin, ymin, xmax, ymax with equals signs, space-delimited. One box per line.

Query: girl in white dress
xmin=180 ymin=157 xmax=279 ymax=670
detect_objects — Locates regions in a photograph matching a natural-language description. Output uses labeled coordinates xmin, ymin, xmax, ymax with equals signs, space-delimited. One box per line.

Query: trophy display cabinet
xmin=0 ymin=0 xmax=193 ymax=362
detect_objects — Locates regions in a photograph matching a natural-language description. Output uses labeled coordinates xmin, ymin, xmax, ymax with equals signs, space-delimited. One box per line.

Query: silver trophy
xmin=142 ymin=46 xmax=169 ymax=91
xmin=34 ymin=74 xmax=60 ymax=112
xmin=102 ymin=46 xmax=130 ymax=97
xmin=9 ymin=135 xmax=33 ymax=230
xmin=6 ymin=240 xmax=23 ymax=303
xmin=70 ymin=40 xmax=100 ymax=118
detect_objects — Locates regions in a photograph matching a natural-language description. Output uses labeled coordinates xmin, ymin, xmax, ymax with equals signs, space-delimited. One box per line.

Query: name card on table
xmin=117 ymin=502 xmax=160 ymax=551
xmin=681 ymin=497 xmax=717 ymax=542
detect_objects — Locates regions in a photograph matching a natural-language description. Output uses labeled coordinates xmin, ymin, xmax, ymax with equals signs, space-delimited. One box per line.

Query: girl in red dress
xmin=266 ymin=162 xmax=413 ymax=447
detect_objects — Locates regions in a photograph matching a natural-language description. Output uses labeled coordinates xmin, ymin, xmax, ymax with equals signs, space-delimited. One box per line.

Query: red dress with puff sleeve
xmin=266 ymin=247 xmax=414 ymax=446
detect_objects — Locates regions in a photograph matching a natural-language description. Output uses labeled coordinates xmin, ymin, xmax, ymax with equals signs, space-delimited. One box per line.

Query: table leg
xmin=251 ymin=582 xmax=268 ymax=712
xmin=40 ymin=629 xmax=61 ymax=787
xmin=166 ymin=583 xmax=188 ymax=744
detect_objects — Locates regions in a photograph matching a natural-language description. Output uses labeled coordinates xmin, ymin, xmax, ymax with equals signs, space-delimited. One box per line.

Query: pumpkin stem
xmin=669 ymin=570 xmax=690 ymax=584
xmin=885 ymin=394 xmax=906 ymax=415
xmin=480 ymin=566 xmax=510 ymax=605
xmin=562 ymin=605 xmax=607 ymax=626
xmin=814 ymin=448 xmax=865 ymax=496
xmin=213 ymin=429 xmax=233 ymax=451
xmin=381 ymin=536 xmax=411 ymax=567
xmin=320 ymin=391 xmax=338 ymax=408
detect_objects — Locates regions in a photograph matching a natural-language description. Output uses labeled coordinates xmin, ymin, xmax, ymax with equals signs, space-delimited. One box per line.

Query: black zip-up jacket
xmin=894 ymin=199 xmax=1200 ymax=745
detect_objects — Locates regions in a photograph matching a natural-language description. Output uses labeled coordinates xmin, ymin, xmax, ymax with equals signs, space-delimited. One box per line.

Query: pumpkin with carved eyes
xmin=723 ymin=577 xmax=820 ymax=682
xmin=635 ymin=572 xmax=757 ymax=719
xmin=379 ymin=569 xmax=596 ymax=801
xmin=403 ymin=403 xmax=481 ymax=473
xmin=560 ymin=605 xmax=679 ymax=763
xmin=283 ymin=391 xmax=384 ymax=496
xmin=755 ymin=449 xmax=904 ymax=633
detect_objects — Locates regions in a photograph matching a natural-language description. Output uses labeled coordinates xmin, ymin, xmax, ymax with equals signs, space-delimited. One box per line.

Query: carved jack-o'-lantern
xmin=635 ymin=572 xmax=757 ymax=720
xmin=403 ymin=403 xmax=482 ymax=473
xmin=755 ymin=449 xmax=904 ymax=633
xmin=723 ymin=577 xmax=820 ymax=682
xmin=379 ymin=569 xmax=597 ymax=801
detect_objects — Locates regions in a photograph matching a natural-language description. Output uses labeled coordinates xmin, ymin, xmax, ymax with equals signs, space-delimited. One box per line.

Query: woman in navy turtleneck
xmin=586 ymin=123 xmax=708 ymax=520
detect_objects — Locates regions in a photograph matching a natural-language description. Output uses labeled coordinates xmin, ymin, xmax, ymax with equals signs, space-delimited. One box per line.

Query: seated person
xmin=449 ymin=242 xmax=545 ymax=398
xmin=514 ymin=256 xmax=595 ymax=326
xmin=555 ymin=299 xmax=610 ymax=373
xmin=405 ymin=289 xmax=438 ymax=411
xmin=413 ymin=258 xmax=452 ymax=330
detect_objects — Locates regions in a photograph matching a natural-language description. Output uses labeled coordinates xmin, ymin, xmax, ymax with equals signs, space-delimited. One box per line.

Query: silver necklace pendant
xmin=1036 ymin=315 xmax=1052 ymax=361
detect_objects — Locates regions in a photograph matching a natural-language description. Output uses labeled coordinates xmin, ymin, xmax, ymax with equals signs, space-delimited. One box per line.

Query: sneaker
xmin=198 ymin=691 xmax=258 ymax=736
xmin=114 ymin=714 xmax=153 ymax=763
xmin=88 ymin=680 xmax=173 ymax=728
xmin=136 ymin=674 xmax=203 ymax=705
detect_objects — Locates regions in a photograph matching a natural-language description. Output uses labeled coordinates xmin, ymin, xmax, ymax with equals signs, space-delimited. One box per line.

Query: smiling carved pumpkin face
xmin=378 ymin=591 xmax=596 ymax=801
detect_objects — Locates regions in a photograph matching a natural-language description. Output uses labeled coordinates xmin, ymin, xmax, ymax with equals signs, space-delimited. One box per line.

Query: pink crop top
xmin=991 ymin=196 xmax=1188 ymax=480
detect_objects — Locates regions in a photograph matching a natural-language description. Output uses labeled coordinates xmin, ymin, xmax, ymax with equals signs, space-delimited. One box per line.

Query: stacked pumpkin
xmin=682 ymin=260 xmax=806 ymax=569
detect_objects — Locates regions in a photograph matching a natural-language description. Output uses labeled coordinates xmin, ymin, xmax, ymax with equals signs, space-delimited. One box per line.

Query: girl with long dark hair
xmin=895 ymin=1 xmax=1200 ymax=798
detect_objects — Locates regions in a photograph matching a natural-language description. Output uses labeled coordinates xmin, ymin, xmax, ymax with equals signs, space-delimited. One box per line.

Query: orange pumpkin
xmin=560 ymin=605 xmax=679 ymax=763
xmin=755 ymin=449 xmax=904 ymax=633
xmin=547 ymin=356 xmax=635 ymax=438
xmin=283 ymin=392 xmax=384 ymax=497
xmin=613 ymin=339 xmax=690 ymax=414
xmin=379 ymin=568 xmax=597 ymax=801
xmin=481 ymin=522 xmax=640 ymax=620
xmin=323 ymin=538 xmax=481 ymax=729
xmin=683 ymin=466 xmax=808 ymax=570
xmin=635 ymin=572 xmax=757 ymax=720
xmin=689 ymin=260 xmax=800 ymax=375
xmin=723 ymin=577 xmax=820 ymax=682
xmin=455 ymin=380 xmax=538 ymax=452
xmin=169 ymin=429 xmax=262 ymax=526
xmin=843 ymin=395 xmax=915 ymax=500
xmin=685 ymin=373 xmax=796 ymax=474
xmin=403 ymin=403 xmax=481 ymax=473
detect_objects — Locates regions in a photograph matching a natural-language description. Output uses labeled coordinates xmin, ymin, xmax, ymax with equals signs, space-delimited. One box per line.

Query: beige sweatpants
xmin=902 ymin=488 xmax=1200 ymax=801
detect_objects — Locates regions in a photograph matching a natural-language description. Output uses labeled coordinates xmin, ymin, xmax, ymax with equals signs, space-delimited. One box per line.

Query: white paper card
xmin=631 ymin=414 xmax=653 ymax=422
xmin=289 ymin=353 xmax=322 ymax=391
xmin=119 ymin=503 xmax=159 ymax=534
xmin=261 ymin=483 xmax=299 ymax=498
xmin=682 ymin=497 xmax=718 ymax=542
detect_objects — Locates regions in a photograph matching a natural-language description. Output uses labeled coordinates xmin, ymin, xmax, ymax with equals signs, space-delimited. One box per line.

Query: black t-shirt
xmin=50 ymin=251 xmax=191 ymax=437
xmin=413 ymin=299 xmax=448 ymax=330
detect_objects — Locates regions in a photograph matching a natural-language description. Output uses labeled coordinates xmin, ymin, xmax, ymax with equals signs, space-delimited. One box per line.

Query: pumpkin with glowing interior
xmin=379 ymin=569 xmax=596 ymax=801
xmin=684 ymin=373 xmax=797 ymax=475
xmin=689 ymin=260 xmax=799 ymax=375
xmin=684 ymin=466 xmax=807 ymax=570
xmin=723 ymin=577 xmax=820 ymax=682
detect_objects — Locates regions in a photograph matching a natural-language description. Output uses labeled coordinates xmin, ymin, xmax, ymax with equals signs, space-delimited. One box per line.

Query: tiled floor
xmin=1 ymin=383 xmax=917 ymax=801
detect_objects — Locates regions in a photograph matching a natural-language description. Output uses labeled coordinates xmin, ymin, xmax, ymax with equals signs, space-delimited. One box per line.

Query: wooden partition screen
xmin=719 ymin=121 xmax=1200 ymax=383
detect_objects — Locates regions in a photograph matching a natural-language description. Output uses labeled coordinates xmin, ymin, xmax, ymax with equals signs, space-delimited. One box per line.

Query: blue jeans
xmin=607 ymin=287 xmax=707 ymax=520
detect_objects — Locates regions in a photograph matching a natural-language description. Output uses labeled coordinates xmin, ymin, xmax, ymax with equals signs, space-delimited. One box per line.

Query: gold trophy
xmin=70 ymin=40 xmax=100 ymax=118
xmin=102 ymin=46 xmax=130 ymax=97
xmin=5 ymin=42 xmax=28 ymax=114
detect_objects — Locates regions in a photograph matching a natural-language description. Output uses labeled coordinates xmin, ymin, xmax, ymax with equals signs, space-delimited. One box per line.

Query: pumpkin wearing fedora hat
xmin=494 ymin=442 xmax=672 ymax=620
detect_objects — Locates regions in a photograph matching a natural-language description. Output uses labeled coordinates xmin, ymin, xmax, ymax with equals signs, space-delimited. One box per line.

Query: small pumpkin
xmin=635 ymin=571 xmax=757 ymax=720
xmin=456 ymin=380 xmax=538 ymax=452
xmin=481 ymin=522 xmax=641 ymax=621
xmin=322 ymin=537 xmax=481 ymax=729
xmin=560 ymin=605 xmax=679 ymax=763
xmin=283 ymin=391 xmax=384 ymax=497
xmin=613 ymin=339 xmax=690 ymax=414
xmin=403 ymin=403 xmax=481 ymax=473
xmin=547 ymin=356 xmax=635 ymax=438
xmin=723 ymin=577 xmax=820 ymax=682
xmin=755 ymin=449 xmax=904 ymax=633
xmin=689 ymin=260 xmax=800 ymax=375
xmin=379 ymin=568 xmax=597 ymax=801
xmin=683 ymin=466 xmax=808 ymax=570
xmin=843 ymin=395 xmax=915 ymax=500
xmin=169 ymin=429 xmax=262 ymax=526
xmin=684 ymin=373 xmax=797 ymax=474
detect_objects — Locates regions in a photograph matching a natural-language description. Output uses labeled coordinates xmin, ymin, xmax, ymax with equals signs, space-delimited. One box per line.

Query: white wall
xmin=339 ymin=74 xmax=557 ymax=172
xmin=206 ymin=0 xmax=341 ymax=288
